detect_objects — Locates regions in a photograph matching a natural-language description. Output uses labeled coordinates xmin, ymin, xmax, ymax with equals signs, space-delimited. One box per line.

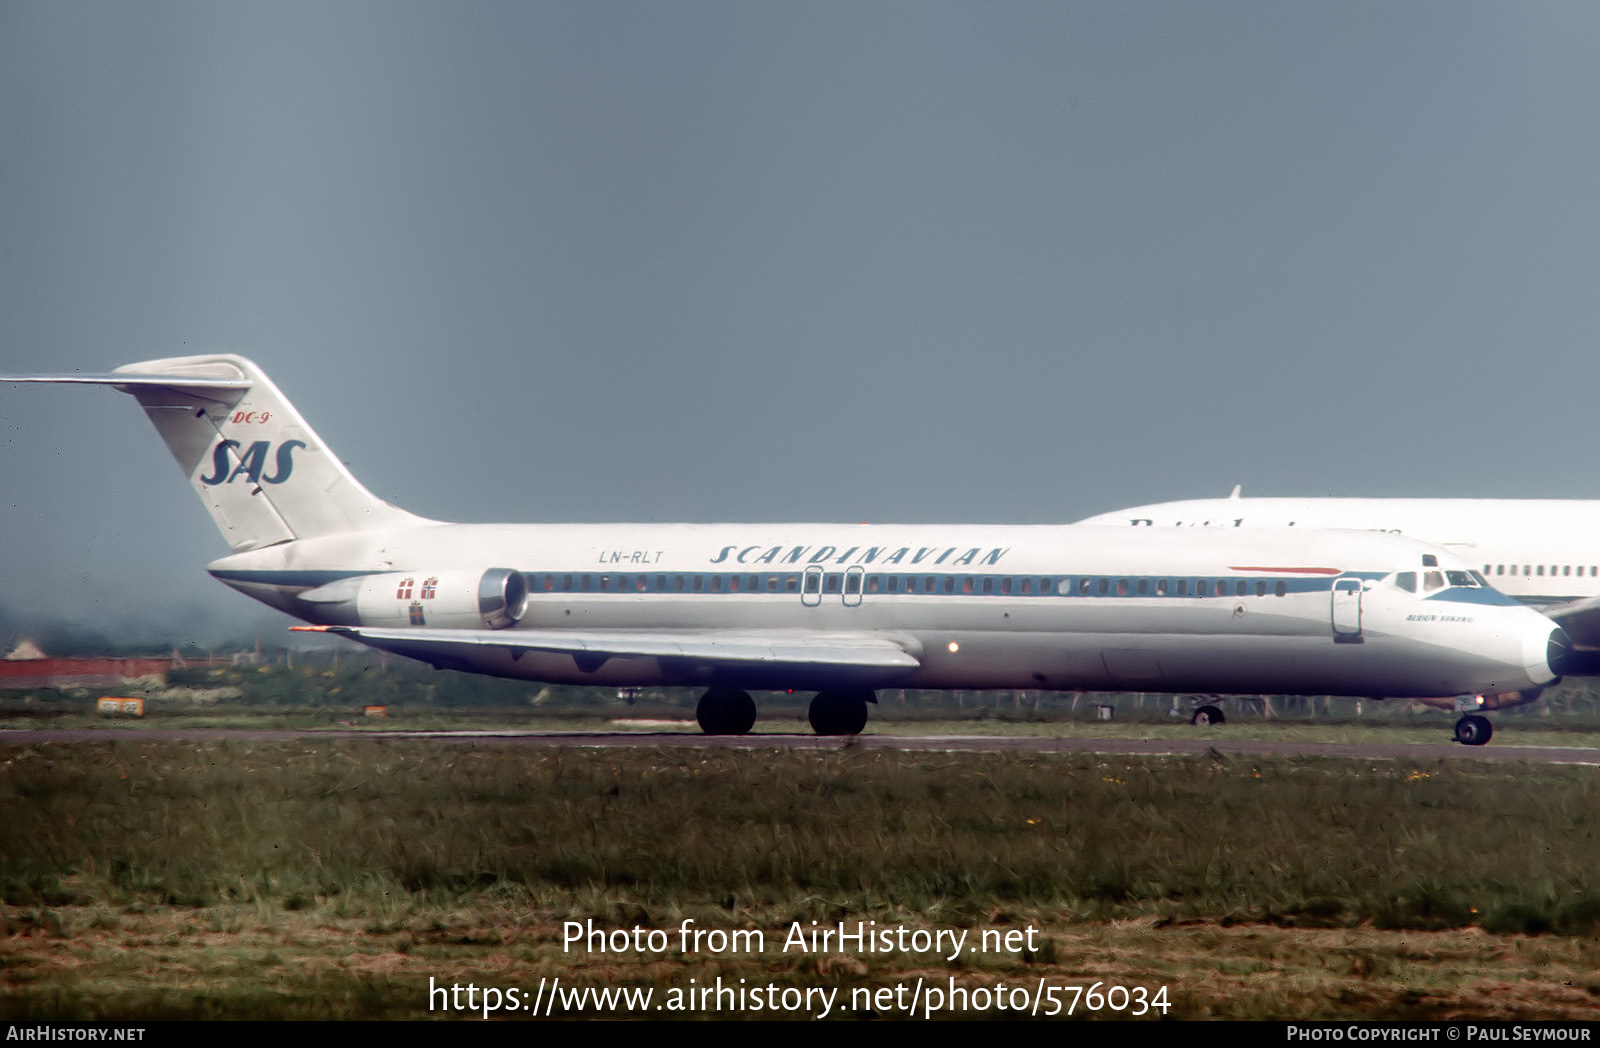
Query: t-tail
xmin=8 ymin=354 xmax=424 ymax=550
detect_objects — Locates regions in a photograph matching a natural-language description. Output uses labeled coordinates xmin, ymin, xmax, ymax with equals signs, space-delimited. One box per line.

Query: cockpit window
xmin=1445 ymin=570 xmax=1475 ymax=587
xmin=1423 ymin=570 xmax=1445 ymax=592
xmin=1470 ymin=570 xmax=1490 ymax=587
xmin=1394 ymin=571 xmax=1417 ymax=593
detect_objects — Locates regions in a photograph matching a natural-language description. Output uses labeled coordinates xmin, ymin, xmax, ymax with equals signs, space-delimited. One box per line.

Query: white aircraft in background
xmin=1079 ymin=488 xmax=1600 ymax=739
xmin=6 ymin=356 xmax=1572 ymax=744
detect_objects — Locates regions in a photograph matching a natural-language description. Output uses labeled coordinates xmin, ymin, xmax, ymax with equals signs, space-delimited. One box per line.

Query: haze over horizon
xmin=5 ymin=3 xmax=1599 ymax=635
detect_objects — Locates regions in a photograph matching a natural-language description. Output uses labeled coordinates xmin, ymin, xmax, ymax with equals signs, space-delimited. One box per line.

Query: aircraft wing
xmin=293 ymin=624 xmax=922 ymax=673
xmin=1535 ymin=596 xmax=1600 ymax=651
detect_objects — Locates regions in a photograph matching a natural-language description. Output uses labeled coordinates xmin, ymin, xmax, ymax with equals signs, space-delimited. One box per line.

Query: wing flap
xmin=1539 ymin=595 xmax=1600 ymax=650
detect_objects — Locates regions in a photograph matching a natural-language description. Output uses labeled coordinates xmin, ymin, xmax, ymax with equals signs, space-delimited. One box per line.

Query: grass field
xmin=5 ymin=736 xmax=1600 ymax=1019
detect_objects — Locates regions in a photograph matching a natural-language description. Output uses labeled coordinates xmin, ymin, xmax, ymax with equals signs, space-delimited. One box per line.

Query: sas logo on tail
xmin=199 ymin=440 xmax=307 ymax=486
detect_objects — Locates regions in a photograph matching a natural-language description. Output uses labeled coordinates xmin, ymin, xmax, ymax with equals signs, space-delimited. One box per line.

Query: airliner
xmin=6 ymin=356 xmax=1573 ymax=743
xmin=1079 ymin=489 xmax=1600 ymax=738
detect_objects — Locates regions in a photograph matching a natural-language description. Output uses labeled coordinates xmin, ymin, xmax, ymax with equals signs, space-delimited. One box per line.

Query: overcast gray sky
xmin=4 ymin=2 xmax=1599 ymax=640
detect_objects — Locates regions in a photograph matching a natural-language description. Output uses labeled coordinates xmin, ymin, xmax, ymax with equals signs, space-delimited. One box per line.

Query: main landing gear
xmin=695 ymin=688 xmax=756 ymax=735
xmin=1453 ymin=714 xmax=1493 ymax=746
xmin=693 ymin=688 xmax=876 ymax=736
xmin=808 ymin=689 xmax=874 ymax=736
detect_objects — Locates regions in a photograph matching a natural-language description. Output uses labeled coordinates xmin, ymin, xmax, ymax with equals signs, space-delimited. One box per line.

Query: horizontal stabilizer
xmin=5 ymin=372 xmax=253 ymax=391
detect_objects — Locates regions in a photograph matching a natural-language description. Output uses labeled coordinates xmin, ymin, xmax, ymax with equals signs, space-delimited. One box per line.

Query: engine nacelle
xmin=299 ymin=568 xmax=528 ymax=629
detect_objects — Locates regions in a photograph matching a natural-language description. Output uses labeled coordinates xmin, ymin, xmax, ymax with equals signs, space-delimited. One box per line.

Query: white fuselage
xmin=1075 ymin=498 xmax=1600 ymax=608
xmin=5 ymin=354 xmax=1569 ymax=717
xmin=208 ymin=521 xmax=1560 ymax=700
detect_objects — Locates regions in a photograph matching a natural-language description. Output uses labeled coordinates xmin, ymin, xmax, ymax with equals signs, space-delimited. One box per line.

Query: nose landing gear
xmin=1453 ymin=714 xmax=1493 ymax=746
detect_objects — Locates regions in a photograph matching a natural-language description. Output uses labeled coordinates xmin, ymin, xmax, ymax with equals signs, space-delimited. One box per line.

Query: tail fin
xmin=8 ymin=354 xmax=425 ymax=550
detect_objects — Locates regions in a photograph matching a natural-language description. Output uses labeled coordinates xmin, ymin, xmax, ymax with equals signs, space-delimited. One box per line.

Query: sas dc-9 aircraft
xmin=6 ymin=356 xmax=1575 ymax=743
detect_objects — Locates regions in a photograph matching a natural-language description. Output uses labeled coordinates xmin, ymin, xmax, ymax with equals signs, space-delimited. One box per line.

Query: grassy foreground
xmin=4 ymin=738 xmax=1600 ymax=1020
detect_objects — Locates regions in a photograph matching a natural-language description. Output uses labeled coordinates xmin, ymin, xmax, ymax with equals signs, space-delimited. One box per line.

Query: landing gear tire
xmin=1191 ymin=704 xmax=1225 ymax=726
xmin=1454 ymin=714 xmax=1493 ymax=746
xmin=809 ymin=689 xmax=873 ymax=736
xmin=696 ymin=688 xmax=756 ymax=735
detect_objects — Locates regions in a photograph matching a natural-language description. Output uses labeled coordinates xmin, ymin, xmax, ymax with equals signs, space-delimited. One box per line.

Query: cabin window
xmin=1138 ymin=579 xmax=1150 ymax=595
xmin=1196 ymin=580 xmax=1209 ymax=597
xmin=1156 ymin=579 xmax=1169 ymax=595
xmin=1097 ymin=578 xmax=1110 ymax=595
xmin=1176 ymin=580 xmax=1189 ymax=595
xmin=1254 ymin=580 xmax=1266 ymax=597
xmin=1274 ymin=580 xmax=1287 ymax=597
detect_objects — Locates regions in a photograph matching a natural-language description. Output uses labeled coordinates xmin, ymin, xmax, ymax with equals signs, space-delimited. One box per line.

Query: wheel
xmin=1454 ymin=714 xmax=1493 ymax=746
xmin=695 ymin=688 xmax=756 ymax=735
xmin=1191 ymin=704 xmax=1225 ymax=726
xmin=808 ymin=689 xmax=872 ymax=735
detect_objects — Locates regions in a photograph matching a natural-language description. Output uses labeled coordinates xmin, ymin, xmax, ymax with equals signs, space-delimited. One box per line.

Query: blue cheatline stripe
xmin=1423 ymin=586 xmax=1523 ymax=607
xmin=212 ymin=566 xmax=1512 ymax=610
xmin=512 ymin=569 xmax=1371 ymax=599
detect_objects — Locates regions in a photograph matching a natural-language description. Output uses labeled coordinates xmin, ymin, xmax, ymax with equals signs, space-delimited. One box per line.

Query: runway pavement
xmin=4 ymin=727 xmax=1600 ymax=764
